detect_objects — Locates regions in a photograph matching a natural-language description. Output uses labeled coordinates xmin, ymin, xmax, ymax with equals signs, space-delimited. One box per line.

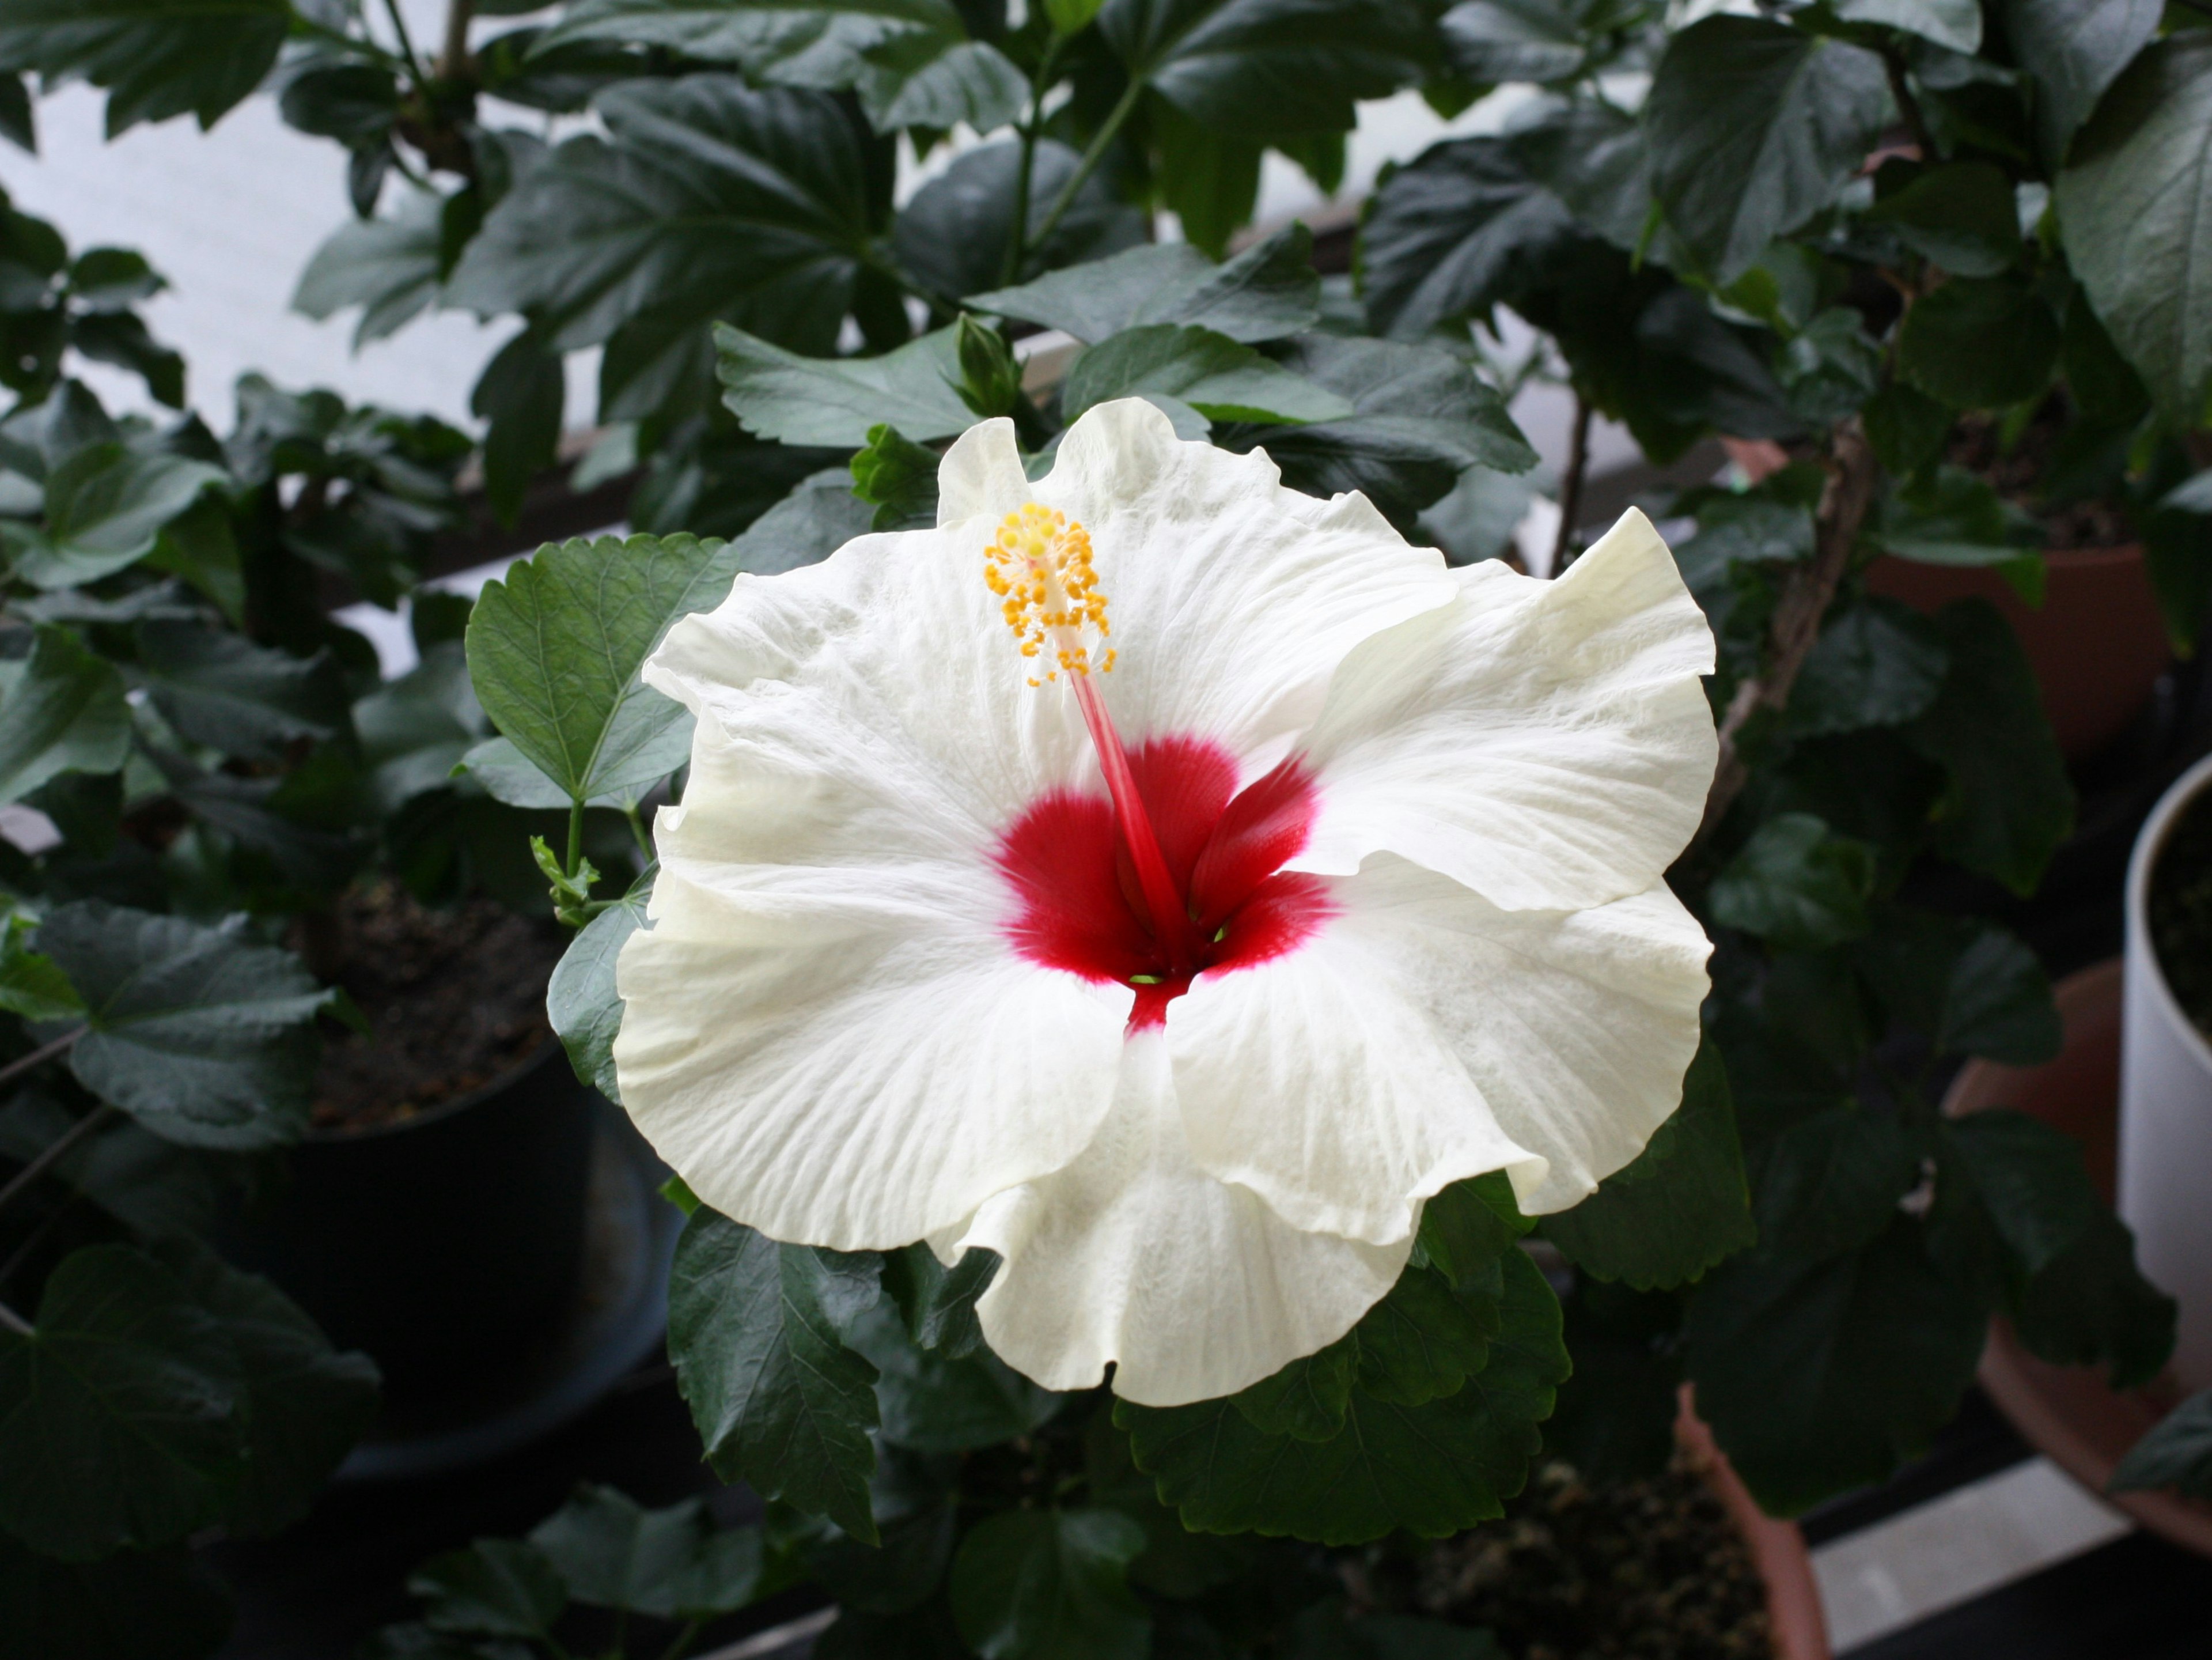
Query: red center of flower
xmin=995 ymin=733 xmax=1334 ymax=1030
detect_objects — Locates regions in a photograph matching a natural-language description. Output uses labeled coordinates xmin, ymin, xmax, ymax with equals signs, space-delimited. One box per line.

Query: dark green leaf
xmin=1786 ymin=598 xmax=1950 ymax=739
xmin=1416 ymin=1170 xmax=1531 ymax=1288
xmin=1353 ymin=1262 xmax=1500 ymax=1406
xmin=665 ymin=1211 xmax=883 ymax=1541
xmin=0 ymin=1537 xmax=232 ymax=1660
xmin=1439 ymin=0 xmax=1586 ymax=85
xmin=2111 ymin=1388 xmax=2212 ymax=1499
xmin=880 ymin=1242 xmax=998 ymax=1358
xmin=1834 ymin=0 xmax=1979 ymax=51
xmin=357 ymin=1627 xmax=531 ymax=1660
xmin=1898 ymin=275 xmax=2061 ymax=410
xmin=969 ymin=224 xmax=1320 ymax=345
xmin=844 ymin=1298 xmax=1061 ymax=1451
xmin=1229 ymin=1334 xmax=1358 ymax=1440
xmin=717 ymin=323 xmax=974 ymax=446
xmin=156 ymin=1239 xmax=377 ymax=1537
xmin=547 ymin=864 xmax=653 ymax=1102
xmin=1120 ymin=1249 xmax=1568 ymax=1544
xmin=1749 ymin=1104 xmax=1918 ymax=1260
xmin=949 ymin=1508 xmax=1151 ymax=1660
xmin=0 ymin=73 xmax=31 ymax=153
xmin=1868 ymin=161 xmax=2020 ymax=277
xmin=1542 ymin=1282 xmax=1683 ymax=1484
xmin=276 ymin=59 xmax=400 ymax=148
xmin=1854 ymin=907 xmax=2061 ymax=1064
xmin=892 ymin=137 xmax=1146 ymax=303
xmin=1903 ymin=600 xmax=2074 ymax=894
xmin=0 ymin=0 xmax=289 ymax=135
xmin=472 ymin=332 xmax=565 ymax=530
xmin=1149 ymin=97 xmax=1262 ymax=260
xmin=1708 ymin=812 xmax=1877 ymax=950
xmin=1863 ymin=381 xmax=1952 ymax=477
xmin=135 ymin=621 xmax=347 ymax=762
xmin=2055 ymin=35 xmax=2212 ymax=425
xmin=1645 ymin=16 xmax=1891 ymax=283
xmin=1869 ymin=465 xmax=2041 ymax=569
xmin=39 ymin=902 xmax=325 ymax=1149
xmin=1 ymin=443 xmax=224 ymax=589
xmin=0 ymin=1245 xmax=238 ymax=1561
xmin=465 ymin=531 xmax=732 ymax=804
xmin=1544 ymin=1040 xmax=1755 ymax=1290
xmin=1685 ymin=1215 xmax=1987 ymax=1514
xmin=1284 ymin=1602 xmax=1508 ymax=1660
xmin=292 ymin=189 xmax=449 ymax=349
xmin=528 ymin=1484 xmax=764 ymax=1617
xmin=1062 ymin=324 xmax=1354 ymax=426
xmin=0 ymin=623 xmax=129 ymax=805
xmin=2002 ymin=0 xmax=2161 ymax=165
xmin=410 ymin=1541 xmax=566 ymax=1639
xmin=850 ymin=423 xmax=942 ymax=530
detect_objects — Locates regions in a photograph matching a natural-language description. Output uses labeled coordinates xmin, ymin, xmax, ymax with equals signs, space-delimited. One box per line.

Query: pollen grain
xmin=983 ymin=503 xmax=1113 ymax=685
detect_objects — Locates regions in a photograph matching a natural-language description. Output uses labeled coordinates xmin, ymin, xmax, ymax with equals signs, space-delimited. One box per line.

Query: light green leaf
xmin=1645 ymin=16 xmax=1891 ymax=283
xmin=546 ymin=863 xmax=654 ymax=1101
xmin=0 ymin=0 xmax=289 ymax=135
xmin=665 ymin=1212 xmax=883 ymax=1541
xmin=1 ymin=444 xmax=224 ymax=589
xmin=37 ymin=902 xmax=327 ymax=1150
xmin=949 ymin=1508 xmax=1150 ymax=1660
xmin=0 ymin=624 xmax=129 ymax=805
xmin=0 ymin=912 xmax=82 ymax=1022
xmin=292 ymin=187 xmax=445 ymax=350
xmin=465 ymin=532 xmax=732 ymax=804
xmin=2056 ymin=36 xmax=2212 ymax=426
xmin=1544 ymin=1041 xmax=1755 ymax=1290
xmin=969 ymin=223 xmax=1321 ymax=345
xmin=1062 ymin=324 xmax=1353 ymax=426
xmin=715 ymin=323 xmax=973 ymax=446
xmin=1707 ymin=812 xmax=1878 ymax=951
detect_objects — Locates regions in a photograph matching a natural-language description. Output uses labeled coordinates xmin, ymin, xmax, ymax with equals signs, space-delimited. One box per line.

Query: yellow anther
xmin=983 ymin=503 xmax=1112 ymax=682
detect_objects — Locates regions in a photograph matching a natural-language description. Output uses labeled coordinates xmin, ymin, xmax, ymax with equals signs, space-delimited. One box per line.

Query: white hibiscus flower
xmin=613 ymin=398 xmax=1717 ymax=1407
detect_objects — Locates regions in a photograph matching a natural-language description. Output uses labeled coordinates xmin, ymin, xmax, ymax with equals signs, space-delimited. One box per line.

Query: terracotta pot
xmin=1677 ymin=1391 xmax=1832 ymax=1660
xmin=1942 ymin=958 xmax=2212 ymax=1557
xmin=1716 ymin=437 xmax=2170 ymax=765
xmin=1865 ymin=549 xmax=2169 ymax=764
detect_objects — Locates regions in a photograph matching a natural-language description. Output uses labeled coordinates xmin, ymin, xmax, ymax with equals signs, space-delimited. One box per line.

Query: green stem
xmin=380 ymin=0 xmax=433 ymax=92
xmin=653 ymin=1619 xmax=704 ymax=1660
xmin=1024 ymin=74 xmax=1145 ymax=266
xmin=0 ymin=1101 xmax=114 ymax=1222
xmin=623 ymin=803 xmax=653 ymax=861
xmin=1001 ymin=34 xmax=1068 ymax=285
xmin=0 ymin=1027 xmax=85 ymax=1095
xmin=565 ymin=795 xmax=585 ymax=882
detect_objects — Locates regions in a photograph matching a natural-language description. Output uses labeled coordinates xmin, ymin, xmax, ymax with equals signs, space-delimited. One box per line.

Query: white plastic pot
xmin=2121 ymin=750 xmax=2212 ymax=1393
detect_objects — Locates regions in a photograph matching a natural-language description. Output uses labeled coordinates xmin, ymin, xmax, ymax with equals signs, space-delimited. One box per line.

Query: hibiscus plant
xmin=2 ymin=0 xmax=2210 ymax=1654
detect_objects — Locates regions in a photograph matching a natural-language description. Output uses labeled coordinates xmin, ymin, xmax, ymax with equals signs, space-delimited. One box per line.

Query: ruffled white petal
xmin=1170 ymin=855 xmax=1711 ymax=1235
xmin=1293 ymin=508 xmax=1718 ymax=912
xmin=942 ymin=1031 xmax=1410 ymax=1405
xmin=615 ymin=855 xmax=1127 ymax=1251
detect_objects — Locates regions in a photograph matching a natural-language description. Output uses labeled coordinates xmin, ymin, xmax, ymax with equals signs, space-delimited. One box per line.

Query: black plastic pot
xmin=230 ymin=1039 xmax=597 ymax=1437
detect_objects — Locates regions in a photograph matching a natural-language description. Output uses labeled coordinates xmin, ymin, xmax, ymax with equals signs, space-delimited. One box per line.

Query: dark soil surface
xmin=307 ymin=882 xmax=563 ymax=1132
xmin=1948 ymin=406 xmax=2134 ymax=552
xmin=1359 ymin=1459 xmax=1772 ymax=1659
xmin=2152 ymin=786 xmax=2212 ymax=1042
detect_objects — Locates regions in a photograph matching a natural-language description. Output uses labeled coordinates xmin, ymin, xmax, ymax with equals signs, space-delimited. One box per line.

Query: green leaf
xmin=844 ymin=1298 xmax=1062 ymax=1452
xmin=1415 ymin=1171 xmax=1532 ymax=1288
xmin=717 ymin=323 xmax=974 ymax=447
xmin=1898 ymin=275 xmax=2062 ymax=410
xmin=0 ymin=1245 xmax=239 ymax=1561
xmin=892 ymin=137 xmax=1145 ymax=304
xmin=2002 ymin=0 xmax=2161 ymax=165
xmin=0 ymin=0 xmax=289 ymax=135
xmin=1903 ymin=600 xmax=2074 ymax=895
xmin=0 ymin=624 xmax=129 ymax=805
xmin=410 ymin=1541 xmax=567 ymax=1639
xmin=0 ymin=1537 xmax=233 ymax=1660
xmin=969 ymin=224 xmax=1320 ymax=346
xmin=1749 ymin=1103 xmax=1918 ymax=1260
xmin=1062 ymin=324 xmax=1354 ymax=427
xmin=1 ymin=444 xmax=224 ymax=589
xmin=1863 ymin=381 xmax=1952 ymax=477
xmin=880 ymin=1242 xmax=998 ymax=1358
xmin=528 ymin=1484 xmax=765 ymax=1617
xmin=1119 ymin=1249 xmax=1569 ymax=1544
xmin=1868 ymin=161 xmax=2020 ymax=277
xmin=953 ymin=314 xmax=1022 ymax=419
xmin=1854 ymin=906 xmax=2061 ymax=1064
xmin=37 ymin=902 xmax=325 ymax=1150
xmin=0 ymin=912 xmax=82 ymax=1022
xmin=1439 ymin=0 xmax=1588 ymax=85
xmin=1357 ymin=135 xmax=1581 ymax=339
xmin=1786 ymin=598 xmax=1951 ymax=739
xmin=1868 ymin=465 xmax=2041 ymax=569
xmin=949 ymin=1508 xmax=1151 ymax=1660
xmin=465 ymin=531 xmax=733 ymax=804
xmin=2055 ymin=36 xmax=2212 ymax=426
xmin=1229 ymin=1335 xmax=1358 ymax=1441
xmin=1833 ymin=0 xmax=1979 ymax=52
xmin=1645 ymin=16 xmax=1891 ymax=283
xmin=547 ymin=864 xmax=654 ymax=1102
xmin=1148 ymin=97 xmax=1262 ymax=260
xmin=2111 ymin=1388 xmax=2212 ymax=1499
xmin=0 ymin=72 xmax=31 ymax=154
xmin=538 ymin=0 xmax=1025 ymax=134
xmin=134 ymin=621 xmax=347 ymax=762
xmin=1285 ymin=1604 xmax=1508 ymax=1660
xmin=850 ymin=423 xmax=942 ymax=530
xmin=472 ymin=332 xmax=565 ymax=530
xmin=1708 ymin=812 xmax=1877 ymax=951
xmin=357 ymin=1627 xmax=531 ymax=1660
xmin=292 ymin=188 xmax=446 ymax=350
xmin=1685 ymin=1215 xmax=1987 ymax=1514
xmin=1352 ymin=1262 xmax=1501 ymax=1407
xmin=1544 ymin=1040 xmax=1755 ymax=1291
xmin=1096 ymin=0 xmax=1427 ymax=136
xmin=156 ymin=1241 xmax=377 ymax=1538
xmin=665 ymin=1211 xmax=883 ymax=1542
xmin=1238 ymin=334 xmax=1537 ymax=530
xmin=447 ymin=78 xmax=878 ymax=402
